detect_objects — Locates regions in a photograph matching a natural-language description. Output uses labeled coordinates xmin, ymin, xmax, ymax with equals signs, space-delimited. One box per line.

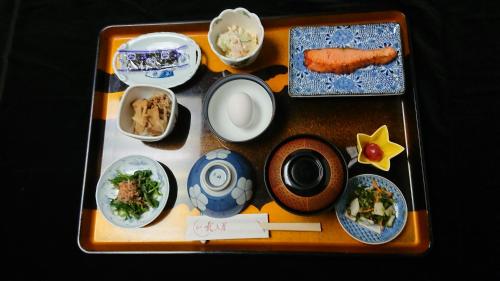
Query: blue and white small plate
xmin=289 ymin=23 xmax=405 ymax=97
xmin=335 ymin=174 xmax=407 ymax=245
xmin=95 ymin=155 xmax=170 ymax=228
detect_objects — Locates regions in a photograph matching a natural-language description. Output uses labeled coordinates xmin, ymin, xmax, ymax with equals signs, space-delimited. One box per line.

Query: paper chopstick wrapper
xmin=185 ymin=214 xmax=270 ymax=241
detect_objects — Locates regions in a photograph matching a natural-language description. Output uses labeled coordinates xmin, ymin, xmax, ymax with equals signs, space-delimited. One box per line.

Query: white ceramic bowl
xmin=208 ymin=7 xmax=264 ymax=68
xmin=204 ymin=74 xmax=275 ymax=142
xmin=117 ymin=84 xmax=178 ymax=142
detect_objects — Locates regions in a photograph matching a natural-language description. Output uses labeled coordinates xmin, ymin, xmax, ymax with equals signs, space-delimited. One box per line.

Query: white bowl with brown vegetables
xmin=118 ymin=84 xmax=178 ymax=142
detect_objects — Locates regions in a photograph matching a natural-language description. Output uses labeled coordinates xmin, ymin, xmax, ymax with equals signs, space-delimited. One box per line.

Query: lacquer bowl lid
xmin=264 ymin=135 xmax=347 ymax=215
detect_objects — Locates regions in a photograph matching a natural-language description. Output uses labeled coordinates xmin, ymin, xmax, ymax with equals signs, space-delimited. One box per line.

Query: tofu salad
xmin=345 ymin=179 xmax=396 ymax=234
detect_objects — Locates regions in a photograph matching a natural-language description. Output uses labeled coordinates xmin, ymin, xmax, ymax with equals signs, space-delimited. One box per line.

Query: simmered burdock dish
xmin=117 ymin=85 xmax=178 ymax=142
xmin=132 ymin=93 xmax=172 ymax=136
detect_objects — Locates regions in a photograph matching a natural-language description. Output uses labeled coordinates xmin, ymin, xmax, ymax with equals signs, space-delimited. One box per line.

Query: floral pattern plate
xmin=335 ymin=174 xmax=407 ymax=244
xmin=95 ymin=155 xmax=170 ymax=228
xmin=289 ymin=23 xmax=405 ymax=96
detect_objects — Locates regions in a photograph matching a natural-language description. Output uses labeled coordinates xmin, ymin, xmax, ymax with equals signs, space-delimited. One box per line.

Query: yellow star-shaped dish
xmin=356 ymin=125 xmax=405 ymax=171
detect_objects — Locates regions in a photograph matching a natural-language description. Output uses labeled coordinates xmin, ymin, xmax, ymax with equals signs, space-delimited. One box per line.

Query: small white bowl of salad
xmin=208 ymin=7 xmax=264 ymax=68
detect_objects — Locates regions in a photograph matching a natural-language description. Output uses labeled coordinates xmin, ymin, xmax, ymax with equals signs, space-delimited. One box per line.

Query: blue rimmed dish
xmin=335 ymin=174 xmax=407 ymax=244
xmin=95 ymin=155 xmax=170 ymax=228
xmin=289 ymin=23 xmax=405 ymax=97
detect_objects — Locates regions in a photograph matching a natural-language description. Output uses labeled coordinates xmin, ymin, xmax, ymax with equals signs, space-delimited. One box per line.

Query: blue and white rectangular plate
xmin=288 ymin=23 xmax=405 ymax=97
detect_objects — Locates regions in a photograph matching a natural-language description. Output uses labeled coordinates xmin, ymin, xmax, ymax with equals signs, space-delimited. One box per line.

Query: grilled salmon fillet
xmin=303 ymin=47 xmax=397 ymax=74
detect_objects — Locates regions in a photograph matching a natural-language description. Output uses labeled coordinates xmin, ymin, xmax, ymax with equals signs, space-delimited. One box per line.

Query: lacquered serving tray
xmin=78 ymin=10 xmax=431 ymax=254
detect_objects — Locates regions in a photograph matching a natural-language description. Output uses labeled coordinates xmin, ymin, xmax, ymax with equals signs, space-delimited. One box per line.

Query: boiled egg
xmin=226 ymin=92 xmax=253 ymax=128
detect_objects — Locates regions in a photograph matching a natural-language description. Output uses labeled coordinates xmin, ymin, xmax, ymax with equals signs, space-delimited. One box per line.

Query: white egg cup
xmin=204 ymin=74 xmax=275 ymax=142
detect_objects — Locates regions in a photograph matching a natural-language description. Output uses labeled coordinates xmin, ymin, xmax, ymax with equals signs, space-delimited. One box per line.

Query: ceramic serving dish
xmin=208 ymin=7 xmax=264 ymax=68
xmin=356 ymin=125 xmax=405 ymax=171
xmin=289 ymin=23 xmax=405 ymax=97
xmin=113 ymin=32 xmax=201 ymax=88
xmin=264 ymin=135 xmax=347 ymax=215
xmin=335 ymin=174 xmax=408 ymax=244
xmin=95 ymin=155 xmax=170 ymax=228
xmin=204 ymin=74 xmax=275 ymax=142
xmin=117 ymin=84 xmax=178 ymax=142
xmin=187 ymin=149 xmax=254 ymax=218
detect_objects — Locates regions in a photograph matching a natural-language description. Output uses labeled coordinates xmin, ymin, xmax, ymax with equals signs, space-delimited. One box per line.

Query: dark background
xmin=1 ymin=0 xmax=498 ymax=279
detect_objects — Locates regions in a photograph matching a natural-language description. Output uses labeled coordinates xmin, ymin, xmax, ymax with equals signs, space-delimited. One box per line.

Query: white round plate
xmin=112 ymin=32 xmax=201 ymax=88
xmin=95 ymin=155 xmax=170 ymax=228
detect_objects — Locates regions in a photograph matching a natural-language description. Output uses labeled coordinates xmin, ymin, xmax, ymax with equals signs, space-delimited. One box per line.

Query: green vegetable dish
xmin=345 ymin=179 xmax=396 ymax=234
xmin=109 ymin=170 xmax=161 ymax=220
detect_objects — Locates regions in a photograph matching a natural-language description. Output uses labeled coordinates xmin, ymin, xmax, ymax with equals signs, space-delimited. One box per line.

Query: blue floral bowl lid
xmin=187 ymin=149 xmax=254 ymax=218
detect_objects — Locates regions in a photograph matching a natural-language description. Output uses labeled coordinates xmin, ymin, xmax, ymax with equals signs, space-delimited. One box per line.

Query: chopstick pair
xmin=199 ymin=222 xmax=321 ymax=244
xmin=258 ymin=222 xmax=322 ymax=232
